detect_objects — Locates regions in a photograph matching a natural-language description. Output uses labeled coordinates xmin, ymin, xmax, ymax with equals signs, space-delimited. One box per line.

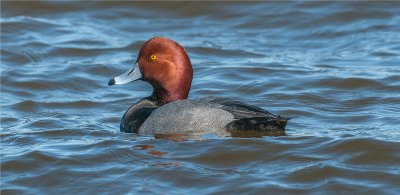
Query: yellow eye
xmin=150 ymin=55 xmax=157 ymax=60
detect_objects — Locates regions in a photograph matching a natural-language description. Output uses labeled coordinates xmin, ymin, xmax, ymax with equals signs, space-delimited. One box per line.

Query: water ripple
xmin=1 ymin=1 xmax=400 ymax=194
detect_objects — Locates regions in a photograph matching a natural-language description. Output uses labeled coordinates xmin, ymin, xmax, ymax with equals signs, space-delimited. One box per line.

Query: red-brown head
xmin=109 ymin=37 xmax=193 ymax=105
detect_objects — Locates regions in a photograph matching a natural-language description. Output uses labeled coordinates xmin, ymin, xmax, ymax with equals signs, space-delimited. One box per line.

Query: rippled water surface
xmin=1 ymin=2 xmax=400 ymax=194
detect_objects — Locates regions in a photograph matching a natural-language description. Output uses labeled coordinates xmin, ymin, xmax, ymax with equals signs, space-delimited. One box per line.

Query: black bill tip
xmin=108 ymin=78 xmax=115 ymax=86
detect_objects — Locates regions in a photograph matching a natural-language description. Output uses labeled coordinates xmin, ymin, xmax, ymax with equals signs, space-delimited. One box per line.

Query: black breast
xmin=120 ymin=98 xmax=158 ymax=133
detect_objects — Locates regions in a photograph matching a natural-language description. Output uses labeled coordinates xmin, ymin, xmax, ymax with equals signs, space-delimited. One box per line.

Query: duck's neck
xmin=151 ymin=84 xmax=189 ymax=105
xmin=148 ymin=59 xmax=193 ymax=105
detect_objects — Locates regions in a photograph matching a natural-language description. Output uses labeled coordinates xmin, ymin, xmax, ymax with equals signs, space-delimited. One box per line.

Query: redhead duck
xmin=109 ymin=37 xmax=288 ymax=137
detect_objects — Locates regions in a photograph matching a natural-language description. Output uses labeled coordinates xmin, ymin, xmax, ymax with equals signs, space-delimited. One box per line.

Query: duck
xmin=109 ymin=37 xmax=288 ymax=137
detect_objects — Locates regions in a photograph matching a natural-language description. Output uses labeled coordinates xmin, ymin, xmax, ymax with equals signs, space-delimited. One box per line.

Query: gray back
xmin=138 ymin=99 xmax=234 ymax=136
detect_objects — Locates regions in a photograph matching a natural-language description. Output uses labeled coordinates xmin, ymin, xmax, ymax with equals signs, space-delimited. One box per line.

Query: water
xmin=1 ymin=1 xmax=400 ymax=194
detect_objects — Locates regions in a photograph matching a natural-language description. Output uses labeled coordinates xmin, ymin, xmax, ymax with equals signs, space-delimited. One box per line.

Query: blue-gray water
xmin=1 ymin=2 xmax=400 ymax=194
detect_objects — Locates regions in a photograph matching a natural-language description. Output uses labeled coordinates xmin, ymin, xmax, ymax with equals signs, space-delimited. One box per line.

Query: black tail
xmin=225 ymin=116 xmax=288 ymax=137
